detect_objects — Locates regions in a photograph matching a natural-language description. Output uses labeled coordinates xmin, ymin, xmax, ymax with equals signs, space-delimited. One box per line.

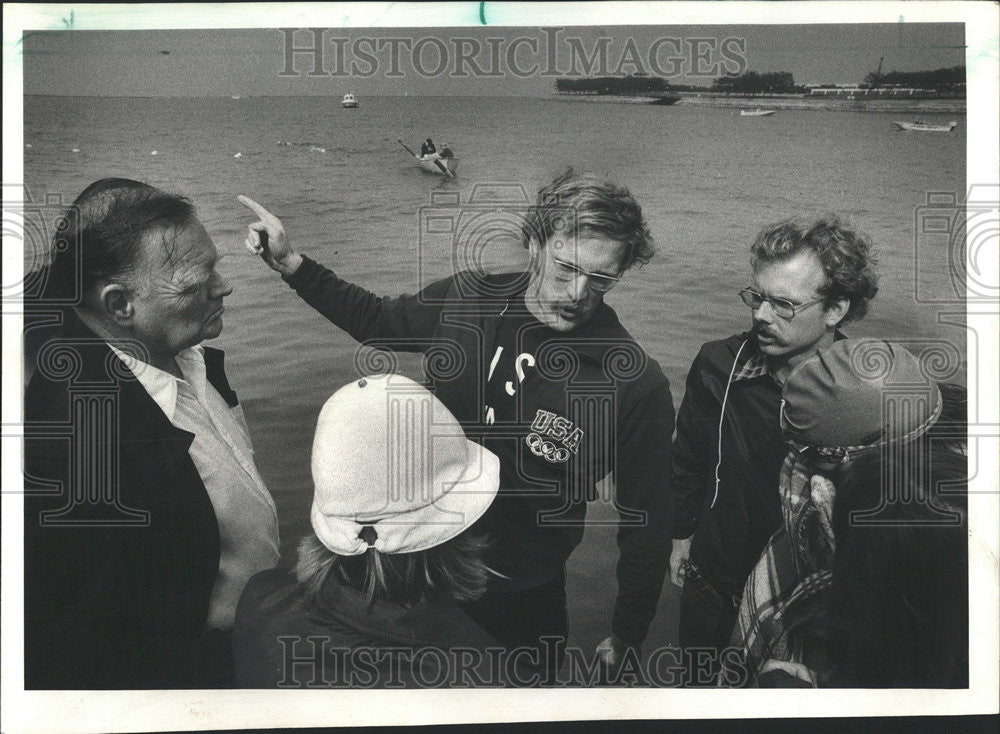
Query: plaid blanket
xmin=730 ymin=451 xmax=839 ymax=685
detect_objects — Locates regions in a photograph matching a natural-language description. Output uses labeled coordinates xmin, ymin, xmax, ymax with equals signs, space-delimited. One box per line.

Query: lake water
xmin=22 ymin=94 xmax=967 ymax=654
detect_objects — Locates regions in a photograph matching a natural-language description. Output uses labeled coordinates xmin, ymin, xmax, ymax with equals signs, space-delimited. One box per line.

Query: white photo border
xmin=2 ymin=2 xmax=997 ymax=731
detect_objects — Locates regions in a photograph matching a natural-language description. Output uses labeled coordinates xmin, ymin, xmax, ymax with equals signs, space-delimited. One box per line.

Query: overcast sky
xmin=21 ymin=24 xmax=965 ymax=97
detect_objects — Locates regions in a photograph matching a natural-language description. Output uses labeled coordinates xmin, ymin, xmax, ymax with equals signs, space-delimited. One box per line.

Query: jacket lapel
xmin=204 ymin=347 xmax=239 ymax=408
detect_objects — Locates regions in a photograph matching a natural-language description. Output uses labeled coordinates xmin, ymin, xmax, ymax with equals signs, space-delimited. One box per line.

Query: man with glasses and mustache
xmin=241 ymin=171 xmax=675 ymax=681
xmin=669 ymin=215 xmax=879 ymax=683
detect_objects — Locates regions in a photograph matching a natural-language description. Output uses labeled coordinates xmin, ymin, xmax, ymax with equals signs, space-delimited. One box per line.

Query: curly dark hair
xmin=521 ymin=169 xmax=655 ymax=272
xmin=750 ymin=215 xmax=879 ymax=324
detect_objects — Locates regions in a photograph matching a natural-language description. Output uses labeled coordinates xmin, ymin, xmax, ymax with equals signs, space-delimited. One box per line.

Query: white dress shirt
xmin=110 ymin=344 xmax=280 ymax=631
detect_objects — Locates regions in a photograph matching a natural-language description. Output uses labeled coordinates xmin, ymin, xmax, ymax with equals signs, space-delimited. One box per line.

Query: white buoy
xmin=151 ymin=150 xmax=158 ymax=156
xmin=233 ymin=152 xmax=242 ymax=159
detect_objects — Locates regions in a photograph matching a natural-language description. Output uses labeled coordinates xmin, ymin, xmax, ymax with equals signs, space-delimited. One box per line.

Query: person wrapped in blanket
xmin=729 ymin=338 xmax=968 ymax=688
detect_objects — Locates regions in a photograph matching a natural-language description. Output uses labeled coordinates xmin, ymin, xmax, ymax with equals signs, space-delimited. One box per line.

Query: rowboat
xmin=397 ymin=139 xmax=457 ymax=177
xmin=417 ymin=154 xmax=459 ymax=177
xmin=740 ymin=108 xmax=776 ymax=117
xmin=342 ymin=93 xmax=358 ymax=109
xmin=893 ymin=120 xmax=957 ymax=132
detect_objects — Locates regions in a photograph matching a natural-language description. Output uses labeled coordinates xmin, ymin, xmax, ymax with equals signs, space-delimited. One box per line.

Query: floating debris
xmin=25 ymin=143 xmax=32 ymax=148
xmin=150 ymin=150 xmax=158 ymax=156
xmin=71 ymin=148 xmax=80 ymax=153
xmin=233 ymin=152 xmax=242 ymax=159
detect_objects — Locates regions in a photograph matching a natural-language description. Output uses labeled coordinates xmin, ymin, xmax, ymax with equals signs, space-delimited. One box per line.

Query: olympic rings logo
xmin=525 ymin=432 xmax=570 ymax=463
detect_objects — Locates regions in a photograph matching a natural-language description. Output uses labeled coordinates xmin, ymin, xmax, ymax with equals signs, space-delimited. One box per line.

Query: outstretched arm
xmin=236 ymin=194 xmax=449 ymax=346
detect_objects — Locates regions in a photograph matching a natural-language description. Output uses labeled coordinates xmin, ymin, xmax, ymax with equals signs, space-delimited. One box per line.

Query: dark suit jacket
xmin=24 ymin=309 xmax=239 ymax=689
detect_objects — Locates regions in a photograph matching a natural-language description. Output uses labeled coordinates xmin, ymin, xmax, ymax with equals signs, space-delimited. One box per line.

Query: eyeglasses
xmin=739 ymin=287 xmax=824 ymax=320
xmin=551 ymin=255 xmax=621 ymax=293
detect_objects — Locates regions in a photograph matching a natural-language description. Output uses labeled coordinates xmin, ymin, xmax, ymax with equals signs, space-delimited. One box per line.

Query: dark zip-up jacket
xmin=234 ymin=569 xmax=527 ymax=687
xmin=671 ymin=332 xmax=787 ymax=598
xmin=286 ymin=257 xmax=674 ymax=646
xmin=24 ymin=309 xmax=234 ymax=688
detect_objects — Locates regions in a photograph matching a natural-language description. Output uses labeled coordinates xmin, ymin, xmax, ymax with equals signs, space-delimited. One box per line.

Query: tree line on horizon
xmin=553 ymin=66 xmax=965 ymax=96
xmin=862 ymin=65 xmax=965 ymax=90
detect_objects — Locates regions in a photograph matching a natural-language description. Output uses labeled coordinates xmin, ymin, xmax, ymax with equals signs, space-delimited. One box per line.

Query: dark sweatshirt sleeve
xmin=671 ymin=349 xmax=718 ymax=540
xmin=285 ymin=255 xmax=451 ymax=348
xmin=611 ymin=377 xmax=675 ymax=647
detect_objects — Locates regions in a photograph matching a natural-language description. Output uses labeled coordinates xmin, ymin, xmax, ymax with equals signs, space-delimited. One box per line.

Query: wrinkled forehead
xmin=137 ymin=218 xmax=214 ymax=273
xmin=546 ymin=233 xmax=626 ymax=273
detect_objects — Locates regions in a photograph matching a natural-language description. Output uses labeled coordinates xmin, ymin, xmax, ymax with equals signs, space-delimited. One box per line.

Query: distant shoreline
xmin=554 ymin=92 xmax=966 ymax=114
xmin=22 ymin=93 xmax=967 ymax=114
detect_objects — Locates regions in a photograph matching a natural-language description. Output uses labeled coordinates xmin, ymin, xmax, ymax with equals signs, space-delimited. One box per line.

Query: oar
xmin=397 ymin=138 xmax=417 ymax=157
xmin=397 ymin=138 xmax=452 ymax=177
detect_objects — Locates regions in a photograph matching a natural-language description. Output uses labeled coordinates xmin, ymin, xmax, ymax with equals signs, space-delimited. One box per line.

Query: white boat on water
xmin=740 ymin=108 xmax=776 ymax=117
xmin=893 ymin=120 xmax=957 ymax=132
xmin=418 ymin=154 xmax=459 ymax=177
xmin=397 ymin=138 xmax=458 ymax=177
xmin=342 ymin=92 xmax=358 ymax=108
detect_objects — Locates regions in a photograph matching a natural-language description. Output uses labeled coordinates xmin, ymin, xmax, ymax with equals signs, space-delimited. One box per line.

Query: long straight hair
xmin=295 ymin=532 xmax=493 ymax=607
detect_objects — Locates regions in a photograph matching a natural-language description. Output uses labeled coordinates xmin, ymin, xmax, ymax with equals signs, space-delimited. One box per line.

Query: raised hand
xmin=237 ymin=194 xmax=303 ymax=277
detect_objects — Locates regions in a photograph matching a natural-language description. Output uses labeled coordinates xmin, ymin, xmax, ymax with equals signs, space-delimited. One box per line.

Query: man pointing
xmin=238 ymin=172 xmax=674 ymax=679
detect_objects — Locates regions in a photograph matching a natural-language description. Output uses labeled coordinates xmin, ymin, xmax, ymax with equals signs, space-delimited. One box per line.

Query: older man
xmin=24 ymin=178 xmax=279 ymax=689
xmin=240 ymin=171 xmax=674 ymax=679
xmin=669 ymin=215 xmax=879 ymax=681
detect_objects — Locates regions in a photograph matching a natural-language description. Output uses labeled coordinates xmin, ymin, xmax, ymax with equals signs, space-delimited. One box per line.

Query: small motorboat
xmin=740 ymin=108 xmax=776 ymax=117
xmin=342 ymin=92 xmax=358 ymax=109
xmin=893 ymin=119 xmax=957 ymax=132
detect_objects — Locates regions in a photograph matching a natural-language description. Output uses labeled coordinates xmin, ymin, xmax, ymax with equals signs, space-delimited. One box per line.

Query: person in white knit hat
xmin=234 ymin=374 xmax=539 ymax=687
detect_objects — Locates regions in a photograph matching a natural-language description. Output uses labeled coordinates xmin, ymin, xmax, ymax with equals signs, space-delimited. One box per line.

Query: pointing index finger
xmin=237 ymin=194 xmax=275 ymax=221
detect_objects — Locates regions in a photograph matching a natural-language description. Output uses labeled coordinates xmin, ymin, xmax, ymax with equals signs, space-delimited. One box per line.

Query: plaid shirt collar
xmin=732 ymin=344 xmax=783 ymax=385
xmin=734 ymin=331 xmax=851 ymax=386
